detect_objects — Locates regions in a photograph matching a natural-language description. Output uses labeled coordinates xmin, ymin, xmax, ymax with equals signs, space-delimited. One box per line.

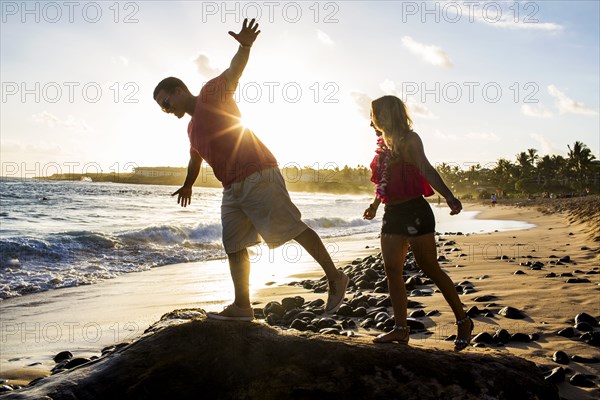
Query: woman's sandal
xmin=454 ymin=316 xmax=474 ymax=351
xmin=373 ymin=324 xmax=410 ymax=344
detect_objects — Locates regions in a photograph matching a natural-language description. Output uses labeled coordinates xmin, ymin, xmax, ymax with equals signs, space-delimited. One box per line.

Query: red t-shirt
xmin=188 ymin=72 xmax=278 ymax=188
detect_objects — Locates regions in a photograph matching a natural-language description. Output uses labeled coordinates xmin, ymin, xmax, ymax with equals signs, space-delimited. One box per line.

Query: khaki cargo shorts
xmin=221 ymin=167 xmax=308 ymax=254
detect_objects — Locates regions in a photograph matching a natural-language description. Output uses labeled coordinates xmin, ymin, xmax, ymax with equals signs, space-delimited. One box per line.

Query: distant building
xmin=133 ymin=167 xmax=186 ymax=177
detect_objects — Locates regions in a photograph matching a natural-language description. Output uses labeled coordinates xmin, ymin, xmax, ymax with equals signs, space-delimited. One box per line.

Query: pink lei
xmin=374 ymin=136 xmax=391 ymax=201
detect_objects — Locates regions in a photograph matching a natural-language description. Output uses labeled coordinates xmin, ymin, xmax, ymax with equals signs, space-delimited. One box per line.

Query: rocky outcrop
xmin=2 ymin=310 xmax=558 ymax=400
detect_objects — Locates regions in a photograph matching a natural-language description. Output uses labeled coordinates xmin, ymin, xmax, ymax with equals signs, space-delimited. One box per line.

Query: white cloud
xmin=316 ymin=29 xmax=335 ymax=46
xmin=521 ymin=104 xmax=553 ymax=118
xmin=378 ymin=79 xmax=438 ymax=119
xmin=434 ymin=130 xmax=458 ymax=141
xmin=111 ymin=56 xmax=129 ymax=66
xmin=349 ymin=91 xmax=372 ymax=118
xmin=548 ymin=85 xmax=598 ymax=115
xmin=193 ymin=53 xmax=221 ymax=77
xmin=530 ymin=133 xmax=563 ymax=156
xmin=401 ymin=36 xmax=453 ymax=68
xmin=1 ymin=139 xmax=66 ymax=156
xmin=32 ymin=111 xmax=91 ymax=132
xmin=447 ymin=2 xmax=563 ymax=32
xmin=406 ymin=100 xmax=438 ymax=119
xmin=379 ymin=79 xmax=399 ymax=96
xmin=32 ymin=111 xmax=60 ymax=127
xmin=465 ymin=132 xmax=500 ymax=141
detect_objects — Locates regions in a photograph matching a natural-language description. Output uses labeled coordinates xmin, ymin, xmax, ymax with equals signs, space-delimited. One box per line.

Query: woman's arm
xmin=363 ymin=197 xmax=381 ymax=220
xmin=407 ymin=133 xmax=462 ymax=215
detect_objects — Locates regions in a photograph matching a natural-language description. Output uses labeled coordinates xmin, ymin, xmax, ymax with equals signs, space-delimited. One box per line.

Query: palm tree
xmin=515 ymin=152 xmax=533 ymax=179
xmin=492 ymin=158 xmax=516 ymax=195
xmin=527 ymin=148 xmax=539 ymax=167
xmin=527 ymin=148 xmax=541 ymax=184
xmin=537 ymin=154 xmax=568 ymax=192
xmin=567 ymin=141 xmax=596 ymax=191
xmin=436 ymin=162 xmax=460 ymax=192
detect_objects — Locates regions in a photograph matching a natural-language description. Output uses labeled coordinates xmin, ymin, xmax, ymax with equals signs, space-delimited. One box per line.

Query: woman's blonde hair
xmin=371 ymin=95 xmax=413 ymax=157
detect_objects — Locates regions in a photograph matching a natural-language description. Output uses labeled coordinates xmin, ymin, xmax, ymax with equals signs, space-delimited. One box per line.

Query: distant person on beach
xmin=491 ymin=193 xmax=497 ymax=207
xmin=153 ymin=19 xmax=348 ymax=320
xmin=363 ymin=95 xmax=473 ymax=351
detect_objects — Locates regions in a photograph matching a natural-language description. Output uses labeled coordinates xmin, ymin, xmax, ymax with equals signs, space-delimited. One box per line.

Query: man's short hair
xmin=153 ymin=77 xmax=191 ymax=100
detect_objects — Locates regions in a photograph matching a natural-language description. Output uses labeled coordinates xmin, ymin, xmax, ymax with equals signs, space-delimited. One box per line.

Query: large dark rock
xmin=2 ymin=310 xmax=559 ymax=400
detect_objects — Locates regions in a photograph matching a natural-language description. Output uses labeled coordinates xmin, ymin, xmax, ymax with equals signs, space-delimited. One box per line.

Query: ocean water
xmin=0 ymin=179 xmax=533 ymax=299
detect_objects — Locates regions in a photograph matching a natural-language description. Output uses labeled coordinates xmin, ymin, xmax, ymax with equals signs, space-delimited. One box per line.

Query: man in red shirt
xmin=153 ymin=19 xmax=348 ymax=320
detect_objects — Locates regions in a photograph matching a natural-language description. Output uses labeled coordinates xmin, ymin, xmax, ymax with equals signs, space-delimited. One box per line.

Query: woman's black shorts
xmin=381 ymin=196 xmax=436 ymax=237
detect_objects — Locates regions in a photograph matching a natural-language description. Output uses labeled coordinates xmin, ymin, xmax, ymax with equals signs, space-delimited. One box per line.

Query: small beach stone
xmin=529 ymin=333 xmax=540 ymax=341
xmin=569 ymin=373 xmax=595 ymax=387
xmin=374 ymin=312 xmax=390 ymax=323
xmin=575 ymin=322 xmax=594 ymax=332
xmin=375 ymin=297 xmax=392 ymax=307
xmin=315 ymin=318 xmax=337 ymax=330
xmin=53 ymin=351 xmax=73 ymax=363
xmin=559 ymin=255 xmax=571 ymax=262
xmin=473 ymin=295 xmax=496 ymax=302
xmin=493 ymin=329 xmax=511 ymax=344
xmin=514 ymin=270 xmax=526 ymax=275
xmin=295 ymin=311 xmax=317 ymax=320
xmin=264 ymin=302 xmax=284 ymax=317
xmin=359 ymin=318 xmax=374 ymax=329
xmin=405 ymin=318 xmax=425 ymax=331
xmin=319 ymin=328 xmax=341 ymax=335
xmin=282 ymin=308 xmax=301 ymax=323
xmin=466 ymin=306 xmax=481 ymax=317
xmin=557 ymin=327 xmax=576 ymax=338
xmin=498 ymin=306 xmax=526 ymax=319
xmin=552 ymin=351 xmax=570 ymax=365
xmin=581 ymin=331 xmax=600 ymax=346
xmin=571 ymin=355 xmax=600 ymax=363
xmin=352 ymin=307 xmax=367 ymax=318
xmin=566 ymin=278 xmax=591 ymax=283
xmin=473 ymin=332 xmax=495 ymax=344
xmin=335 ymin=304 xmax=353 ymax=317
xmin=409 ymin=309 xmax=426 ymax=318
xmin=510 ymin=333 xmax=531 ymax=342
xmin=575 ymin=312 xmax=599 ymax=327
xmin=290 ymin=319 xmax=309 ymax=331
xmin=544 ymin=273 xmax=556 ymax=278
xmin=545 ymin=367 xmax=565 ymax=384
xmin=64 ymin=357 xmax=91 ymax=369
xmin=281 ymin=296 xmax=304 ymax=312
xmin=304 ymin=298 xmax=325 ymax=309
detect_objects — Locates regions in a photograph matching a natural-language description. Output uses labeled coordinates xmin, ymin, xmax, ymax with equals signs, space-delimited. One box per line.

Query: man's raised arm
xmin=224 ymin=18 xmax=261 ymax=88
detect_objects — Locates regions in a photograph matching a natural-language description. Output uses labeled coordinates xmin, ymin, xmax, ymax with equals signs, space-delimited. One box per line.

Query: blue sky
xmin=1 ymin=1 xmax=598 ymax=177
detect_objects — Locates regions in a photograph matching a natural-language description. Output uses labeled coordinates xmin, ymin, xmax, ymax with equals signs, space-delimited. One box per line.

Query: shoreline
xmin=2 ymin=201 xmax=599 ymax=399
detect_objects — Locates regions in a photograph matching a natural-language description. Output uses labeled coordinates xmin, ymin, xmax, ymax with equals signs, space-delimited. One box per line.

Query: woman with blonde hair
xmin=363 ymin=95 xmax=473 ymax=351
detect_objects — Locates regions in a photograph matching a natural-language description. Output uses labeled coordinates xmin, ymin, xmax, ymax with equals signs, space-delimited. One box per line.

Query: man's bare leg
xmin=294 ymin=227 xmax=348 ymax=312
xmin=293 ymin=228 xmax=340 ymax=280
xmin=227 ymin=248 xmax=251 ymax=309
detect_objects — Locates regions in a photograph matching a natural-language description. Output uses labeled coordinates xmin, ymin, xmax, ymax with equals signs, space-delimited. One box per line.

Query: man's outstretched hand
xmin=228 ymin=18 xmax=260 ymax=47
xmin=172 ymin=186 xmax=192 ymax=207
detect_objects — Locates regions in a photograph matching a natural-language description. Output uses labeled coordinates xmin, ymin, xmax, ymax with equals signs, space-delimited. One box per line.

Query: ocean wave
xmin=304 ymin=217 xmax=370 ymax=229
xmin=0 ymin=223 xmax=226 ymax=299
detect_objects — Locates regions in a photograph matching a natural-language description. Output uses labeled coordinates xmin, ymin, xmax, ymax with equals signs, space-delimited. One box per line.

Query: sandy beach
xmin=1 ymin=199 xmax=599 ymax=399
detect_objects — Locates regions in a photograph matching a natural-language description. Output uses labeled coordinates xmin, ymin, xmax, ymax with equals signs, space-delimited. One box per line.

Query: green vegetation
xmin=437 ymin=141 xmax=598 ymax=199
